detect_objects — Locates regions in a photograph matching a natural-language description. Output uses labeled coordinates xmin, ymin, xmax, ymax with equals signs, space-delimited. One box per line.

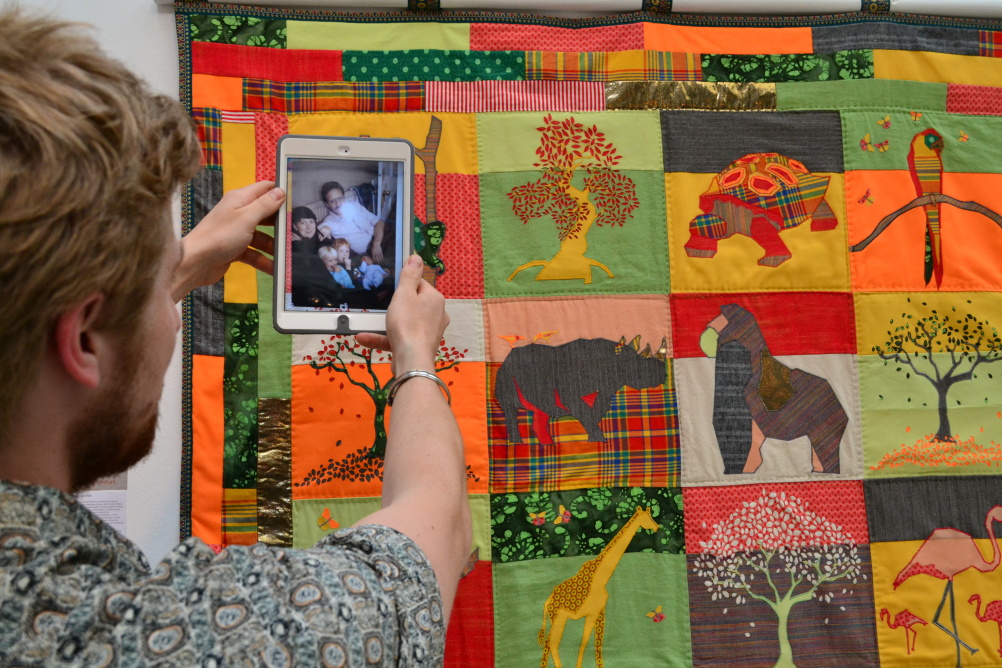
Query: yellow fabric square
xmin=875 ymin=49 xmax=1002 ymax=87
xmin=286 ymin=20 xmax=470 ymax=52
xmin=666 ymin=171 xmax=851 ymax=293
xmin=855 ymin=291 xmax=1002 ymax=356
xmin=288 ymin=112 xmax=477 ymax=176
xmin=221 ymin=119 xmax=258 ymax=303
xmin=871 ymin=541 xmax=1002 ymax=666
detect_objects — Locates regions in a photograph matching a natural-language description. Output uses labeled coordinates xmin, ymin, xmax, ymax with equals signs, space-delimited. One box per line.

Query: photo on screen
xmin=283 ymin=157 xmax=404 ymax=312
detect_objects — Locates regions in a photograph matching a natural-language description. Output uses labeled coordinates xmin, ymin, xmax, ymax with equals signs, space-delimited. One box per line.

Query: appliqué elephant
xmin=700 ymin=304 xmax=846 ymax=474
xmin=495 ymin=336 xmax=667 ymax=445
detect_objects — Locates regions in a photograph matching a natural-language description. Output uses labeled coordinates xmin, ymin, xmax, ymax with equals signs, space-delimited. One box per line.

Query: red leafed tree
xmin=507 ymin=114 xmax=639 ymax=284
xmin=308 ymin=336 xmax=465 ymax=457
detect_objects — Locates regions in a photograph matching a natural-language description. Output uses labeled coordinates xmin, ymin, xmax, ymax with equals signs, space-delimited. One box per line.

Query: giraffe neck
xmin=589 ymin=513 xmax=647 ymax=589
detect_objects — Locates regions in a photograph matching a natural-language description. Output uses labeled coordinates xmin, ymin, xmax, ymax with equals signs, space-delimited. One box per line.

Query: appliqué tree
xmin=308 ymin=336 xmax=465 ymax=458
xmin=692 ymin=490 xmax=864 ymax=668
xmin=507 ymin=114 xmax=639 ymax=284
xmin=873 ymin=298 xmax=1002 ymax=443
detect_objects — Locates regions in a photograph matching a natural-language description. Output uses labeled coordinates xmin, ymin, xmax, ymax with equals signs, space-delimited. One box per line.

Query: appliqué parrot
xmin=906 ymin=129 xmax=945 ymax=286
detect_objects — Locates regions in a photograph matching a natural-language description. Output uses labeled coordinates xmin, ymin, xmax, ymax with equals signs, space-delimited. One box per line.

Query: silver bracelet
xmin=385 ymin=369 xmax=451 ymax=406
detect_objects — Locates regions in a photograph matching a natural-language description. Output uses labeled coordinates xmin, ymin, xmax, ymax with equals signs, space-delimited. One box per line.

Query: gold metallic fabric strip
xmin=257 ymin=397 xmax=293 ymax=547
xmin=606 ymin=81 xmax=776 ymax=111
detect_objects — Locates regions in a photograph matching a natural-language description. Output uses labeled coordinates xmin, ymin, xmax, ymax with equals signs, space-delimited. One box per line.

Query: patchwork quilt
xmin=177 ymin=4 xmax=1002 ymax=666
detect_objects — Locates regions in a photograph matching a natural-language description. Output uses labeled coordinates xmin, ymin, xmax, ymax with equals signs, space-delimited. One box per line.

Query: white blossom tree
xmin=692 ymin=490 xmax=865 ymax=668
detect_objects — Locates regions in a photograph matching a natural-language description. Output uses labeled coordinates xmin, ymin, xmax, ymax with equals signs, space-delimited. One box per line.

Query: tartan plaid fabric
xmin=526 ymin=50 xmax=701 ymax=82
xmin=979 ymin=30 xmax=1002 ymax=57
xmin=489 ymin=386 xmax=680 ymax=493
xmin=646 ymin=51 xmax=702 ymax=81
xmin=191 ymin=107 xmax=221 ymax=168
xmin=243 ymin=79 xmax=425 ymax=113
xmin=222 ymin=488 xmax=257 ymax=545
xmin=526 ymin=51 xmax=609 ymax=82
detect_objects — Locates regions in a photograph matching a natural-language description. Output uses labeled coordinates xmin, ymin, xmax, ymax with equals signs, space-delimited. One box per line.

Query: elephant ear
xmin=759 ymin=351 xmax=795 ymax=411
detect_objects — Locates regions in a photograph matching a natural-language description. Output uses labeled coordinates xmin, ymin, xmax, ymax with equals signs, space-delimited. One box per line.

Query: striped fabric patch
xmin=191 ymin=107 xmax=222 ymax=168
xmin=222 ymin=488 xmax=258 ymax=545
xmin=489 ymin=386 xmax=680 ymax=493
xmin=220 ymin=110 xmax=255 ymax=124
xmin=980 ymin=30 xmax=1002 ymax=57
xmin=243 ymin=79 xmax=425 ymax=113
xmin=526 ymin=50 xmax=701 ymax=82
xmin=425 ymin=80 xmax=605 ymax=112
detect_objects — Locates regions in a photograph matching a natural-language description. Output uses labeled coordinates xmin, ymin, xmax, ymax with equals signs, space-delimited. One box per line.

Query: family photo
xmin=285 ymin=157 xmax=400 ymax=311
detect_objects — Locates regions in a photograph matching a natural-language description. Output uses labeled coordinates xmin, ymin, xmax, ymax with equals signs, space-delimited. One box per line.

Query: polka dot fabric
xmin=414 ymin=174 xmax=483 ymax=299
xmin=946 ymin=83 xmax=1002 ymax=115
xmin=254 ymin=112 xmax=288 ymax=182
xmin=469 ymin=22 xmax=644 ymax=52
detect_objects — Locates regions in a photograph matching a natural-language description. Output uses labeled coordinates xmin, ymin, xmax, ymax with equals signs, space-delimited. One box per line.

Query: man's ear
xmin=52 ymin=294 xmax=106 ymax=389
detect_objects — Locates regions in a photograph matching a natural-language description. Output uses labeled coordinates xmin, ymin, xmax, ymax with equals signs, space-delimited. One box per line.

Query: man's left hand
xmin=171 ymin=181 xmax=285 ymax=301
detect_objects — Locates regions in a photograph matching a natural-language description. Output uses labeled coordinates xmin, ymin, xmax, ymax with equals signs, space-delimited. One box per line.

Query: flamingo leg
xmin=933 ymin=580 xmax=978 ymax=666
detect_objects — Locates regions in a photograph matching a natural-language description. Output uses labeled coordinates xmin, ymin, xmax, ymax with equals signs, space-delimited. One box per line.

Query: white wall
xmin=25 ymin=0 xmax=183 ymax=563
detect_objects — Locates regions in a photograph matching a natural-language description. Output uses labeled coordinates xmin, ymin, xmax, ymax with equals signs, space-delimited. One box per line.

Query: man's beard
xmin=66 ymin=346 xmax=159 ymax=493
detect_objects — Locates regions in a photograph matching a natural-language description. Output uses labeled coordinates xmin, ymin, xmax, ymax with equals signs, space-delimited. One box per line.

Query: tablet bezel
xmin=273 ymin=135 xmax=414 ymax=335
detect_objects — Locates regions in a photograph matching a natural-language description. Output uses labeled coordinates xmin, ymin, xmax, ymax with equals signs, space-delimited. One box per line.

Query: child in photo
xmin=357 ymin=254 xmax=389 ymax=290
xmin=317 ymin=244 xmax=355 ymax=289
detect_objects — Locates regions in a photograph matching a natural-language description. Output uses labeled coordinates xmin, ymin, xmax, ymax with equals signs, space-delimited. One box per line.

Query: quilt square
xmin=478 ymin=111 xmax=669 ymax=297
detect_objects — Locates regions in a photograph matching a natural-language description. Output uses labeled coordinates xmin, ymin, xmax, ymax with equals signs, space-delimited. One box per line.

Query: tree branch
xmin=850 ymin=193 xmax=1002 ymax=252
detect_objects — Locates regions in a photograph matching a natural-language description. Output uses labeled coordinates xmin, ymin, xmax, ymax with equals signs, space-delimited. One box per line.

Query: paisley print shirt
xmin=0 ymin=480 xmax=445 ymax=666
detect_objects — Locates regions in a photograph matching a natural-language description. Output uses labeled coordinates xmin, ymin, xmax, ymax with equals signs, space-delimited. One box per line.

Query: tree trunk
xmin=509 ymin=185 xmax=614 ymax=284
xmin=934 ymin=382 xmax=954 ymax=442
xmin=369 ymin=394 xmax=388 ymax=458
xmin=772 ymin=597 xmax=798 ymax=668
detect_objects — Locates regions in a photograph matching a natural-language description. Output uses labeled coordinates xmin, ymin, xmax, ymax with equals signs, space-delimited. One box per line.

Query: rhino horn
xmin=655 ymin=337 xmax=668 ymax=361
xmin=629 ymin=335 xmax=641 ymax=351
xmin=618 ymin=336 xmax=627 ymax=346
xmin=640 ymin=343 xmax=653 ymax=358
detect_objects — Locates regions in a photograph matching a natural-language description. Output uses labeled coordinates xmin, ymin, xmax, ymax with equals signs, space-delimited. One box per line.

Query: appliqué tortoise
xmin=684 ymin=152 xmax=839 ymax=267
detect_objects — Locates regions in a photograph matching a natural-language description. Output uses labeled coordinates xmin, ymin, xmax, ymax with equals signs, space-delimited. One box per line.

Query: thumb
xmin=234 ymin=182 xmax=285 ymax=223
xmin=396 ymin=254 xmax=425 ymax=290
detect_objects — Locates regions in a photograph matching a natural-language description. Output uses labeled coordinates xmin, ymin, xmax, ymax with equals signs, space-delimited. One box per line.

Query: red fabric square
xmin=444 ymin=561 xmax=494 ymax=668
xmin=414 ymin=173 xmax=483 ymax=299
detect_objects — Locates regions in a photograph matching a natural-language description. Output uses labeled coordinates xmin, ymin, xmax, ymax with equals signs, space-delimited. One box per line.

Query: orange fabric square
xmin=847 ymin=170 xmax=1002 ymax=291
xmin=643 ymin=24 xmax=813 ymax=55
xmin=291 ymin=361 xmax=487 ymax=500
xmin=190 ymin=354 xmax=223 ymax=546
xmin=191 ymin=73 xmax=244 ymax=111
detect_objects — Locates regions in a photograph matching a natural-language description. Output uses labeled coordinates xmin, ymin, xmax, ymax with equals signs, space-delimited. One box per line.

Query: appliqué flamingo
xmin=879 ymin=608 xmax=926 ymax=655
xmin=893 ymin=505 xmax=1002 ymax=667
xmin=969 ymin=594 xmax=1002 ymax=658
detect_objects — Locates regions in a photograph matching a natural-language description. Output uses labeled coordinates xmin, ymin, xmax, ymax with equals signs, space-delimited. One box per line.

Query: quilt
xmin=176 ymin=4 xmax=1002 ymax=666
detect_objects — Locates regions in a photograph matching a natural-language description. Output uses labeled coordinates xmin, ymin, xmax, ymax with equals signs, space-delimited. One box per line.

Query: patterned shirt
xmin=0 ymin=480 xmax=444 ymax=666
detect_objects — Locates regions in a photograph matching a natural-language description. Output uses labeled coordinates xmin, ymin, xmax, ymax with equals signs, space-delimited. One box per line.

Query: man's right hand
xmin=355 ymin=255 xmax=448 ymax=375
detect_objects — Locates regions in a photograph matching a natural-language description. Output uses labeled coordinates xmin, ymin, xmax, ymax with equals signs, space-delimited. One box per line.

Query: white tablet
xmin=273 ymin=135 xmax=414 ymax=335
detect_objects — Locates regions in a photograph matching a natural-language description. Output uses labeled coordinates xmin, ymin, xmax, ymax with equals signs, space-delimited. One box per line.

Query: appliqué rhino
xmin=495 ymin=336 xmax=667 ymax=445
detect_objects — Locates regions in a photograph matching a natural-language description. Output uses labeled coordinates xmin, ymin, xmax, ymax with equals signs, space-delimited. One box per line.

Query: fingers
xmin=239 ymin=248 xmax=274 ymax=276
xmin=249 ymin=229 xmax=274 ymax=257
xmin=228 ymin=181 xmax=285 ymax=226
xmin=355 ymin=332 xmax=391 ymax=351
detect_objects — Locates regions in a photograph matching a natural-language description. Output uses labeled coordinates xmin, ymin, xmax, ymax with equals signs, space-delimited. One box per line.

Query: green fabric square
xmin=189 ymin=14 xmax=286 ymax=48
xmin=479 ymin=111 xmax=665 ymax=175
xmin=257 ymin=261 xmax=291 ymax=399
xmin=480 ymin=170 xmax=668 ymax=298
xmin=776 ymin=80 xmax=947 ymax=112
xmin=494 ymin=553 xmax=691 ymax=668
xmin=860 ymin=354 xmax=1002 ymax=478
xmin=842 ymin=110 xmax=1002 ymax=174
xmin=224 ymin=302 xmax=259 ymax=489
xmin=292 ymin=495 xmax=493 ymax=557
